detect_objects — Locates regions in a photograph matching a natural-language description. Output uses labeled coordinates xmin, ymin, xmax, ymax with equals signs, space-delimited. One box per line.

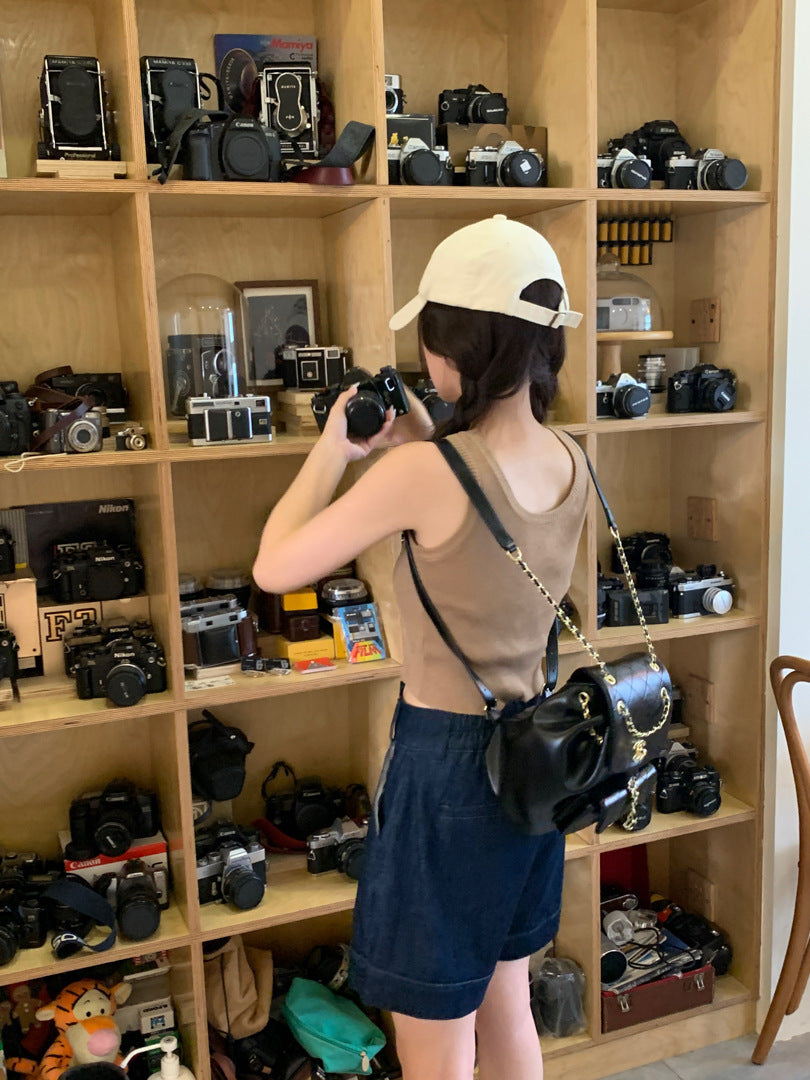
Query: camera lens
xmin=222 ymin=864 xmax=264 ymax=910
xmin=689 ymin=782 xmax=722 ymax=817
xmin=336 ymin=839 xmax=366 ymax=881
xmin=701 ymin=157 xmax=747 ymax=191
xmin=402 ymin=148 xmax=443 ymax=186
xmin=468 ymin=92 xmax=508 ymax=124
xmin=385 ymin=88 xmax=398 ymax=113
xmin=346 ymin=392 xmax=386 ymax=438
xmin=498 ymin=150 xmax=543 ymax=188
xmin=105 ymin=661 xmax=148 ymax=707
xmin=94 ymin=813 xmax=134 ymax=857
xmin=612 ymin=383 xmax=651 ymax=418
xmin=702 ymin=586 xmax=733 ymax=615
xmin=613 ymin=157 xmax=652 ymax=189
xmin=698 ymin=375 xmax=736 ymax=412
xmin=66 ymin=417 xmax=102 ymax=453
xmin=0 ymin=913 xmax=20 ymax=966
xmin=117 ymin=874 xmax=161 ymax=941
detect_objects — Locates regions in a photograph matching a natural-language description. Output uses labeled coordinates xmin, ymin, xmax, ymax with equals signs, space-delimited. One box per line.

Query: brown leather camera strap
xmin=25 ymin=382 xmax=92 ymax=452
xmin=34 ymin=364 xmax=74 ymax=384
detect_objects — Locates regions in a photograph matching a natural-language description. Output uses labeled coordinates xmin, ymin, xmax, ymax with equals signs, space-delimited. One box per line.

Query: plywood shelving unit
xmin=0 ymin=1 xmax=779 ymax=1077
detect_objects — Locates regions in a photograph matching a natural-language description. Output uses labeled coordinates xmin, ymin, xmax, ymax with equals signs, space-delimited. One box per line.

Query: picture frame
xmin=236 ymin=279 xmax=321 ymax=388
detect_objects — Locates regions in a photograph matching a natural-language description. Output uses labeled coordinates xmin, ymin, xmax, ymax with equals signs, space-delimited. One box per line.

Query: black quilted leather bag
xmin=404 ymin=440 xmax=672 ymax=837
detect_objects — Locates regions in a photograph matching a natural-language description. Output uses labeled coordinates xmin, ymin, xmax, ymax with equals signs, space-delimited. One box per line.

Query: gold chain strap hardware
xmin=579 ymin=691 xmax=604 ymax=745
xmin=608 ymin=525 xmax=661 ymax=671
xmin=622 ymin=773 xmax=642 ymax=831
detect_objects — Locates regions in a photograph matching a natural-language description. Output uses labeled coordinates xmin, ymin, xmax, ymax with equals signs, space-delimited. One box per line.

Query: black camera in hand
xmin=195 ymin=821 xmax=267 ymax=910
xmin=311 ymin=366 xmax=410 ymax=438
xmin=0 ymin=381 xmax=33 ymax=456
xmin=667 ymin=364 xmax=737 ymax=413
xmin=51 ymin=542 xmax=145 ymax=603
xmin=94 ymin=857 xmax=168 ymax=942
xmin=438 ymin=83 xmax=508 ymax=125
xmin=306 ymin=816 xmax=368 ymax=880
xmin=655 ymin=741 xmax=722 ymax=817
xmin=68 ymin=780 xmax=161 ymax=860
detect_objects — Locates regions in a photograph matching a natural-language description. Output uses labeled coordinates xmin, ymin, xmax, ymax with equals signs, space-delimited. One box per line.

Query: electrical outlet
xmin=687 ymin=496 xmax=718 ymax=541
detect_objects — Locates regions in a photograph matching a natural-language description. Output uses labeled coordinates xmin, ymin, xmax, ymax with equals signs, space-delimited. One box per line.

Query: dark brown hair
xmin=417 ymin=279 xmax=566 ymax=436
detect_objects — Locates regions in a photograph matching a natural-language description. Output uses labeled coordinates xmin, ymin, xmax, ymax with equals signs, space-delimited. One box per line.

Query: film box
xmin=272 ymin=633 xmax=335 ymax=662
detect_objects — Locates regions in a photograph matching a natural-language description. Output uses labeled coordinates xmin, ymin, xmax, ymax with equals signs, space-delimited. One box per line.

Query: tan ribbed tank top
xmin=392 ymin=428 xmax=588 ymax=714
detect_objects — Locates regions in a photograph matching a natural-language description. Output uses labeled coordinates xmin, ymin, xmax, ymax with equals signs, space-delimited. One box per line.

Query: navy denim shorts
xmin=348 ymin=694 xmax=565 ymax=1020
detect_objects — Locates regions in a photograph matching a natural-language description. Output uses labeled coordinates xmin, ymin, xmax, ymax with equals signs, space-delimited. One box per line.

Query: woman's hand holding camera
xmin=320 ymin=385 xmax=434 ymax=463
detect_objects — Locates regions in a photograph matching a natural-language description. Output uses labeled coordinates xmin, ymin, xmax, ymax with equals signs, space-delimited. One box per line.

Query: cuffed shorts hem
xmin=500 ymin=907 xmax=561 ymax=962
xmin=349 ymin=948 xmax=492 ymax=1020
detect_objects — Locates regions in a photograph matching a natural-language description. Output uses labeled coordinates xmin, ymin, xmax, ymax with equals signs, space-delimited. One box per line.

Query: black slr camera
xmin=306 ymin=817 xmax=368 ymax=881
xmin=600 ymin=578 xmax=669 ymax=627
xmin=182 ymin=114 xmax=282 ymax=182
xmin=281 ymin=345 xmax=350 ymax=391
xmin=51 ymin=542 xmax=144 ymax=603
xmin=0 ymin=381 xmax=33 ymax=456
xmin=612 ymin=532 xmax=672 ymax=581
xmin=412 ymin=378 xmax=455 ymax=424
xmin=438 ymin=84 xmax=508 ymax=125
xmin=652 ymin=898 xmax=733 ymax=976
xmin=0 ymin=629 xmax=19 ymax=683
xmin=0 ymin=528 xmax=15 ymax=576
xmin=259 ymin=64 xmax=319 ymax=158
xmin=38 ymin=55 xmax=119 ymax=161
xmin=263 ymin=762 xmax=345 ymax=842
xmin=68 ymin=780 xmax=161 ymax=860
xmin=195 ymin=821 xmax=267 ymax=910
xmin=166 ymin=332 xmax=240 ymax=416
xmin=0 ymin=852 xmax=64 ymax=965
xmin=95 ymin=858 xmax=168 ymax=942
xmin=141 ymin=56 xmax=203 ymax=164
xmin=311 ymin=366 xmax=410 ymax=437
xmin=619 ymin=120 xmax=690 ymax=182
xmin=44 ymin=371 xmax=128 ymax=421
xmin=72 ymin=633 xmax=167 ymax=707
xmin=466 ymin=141 xmax=545 ymax=188
xmin=656 ymin=742 xmax=722 ymax=818
xmin=63 ymin=616 xmax=156 ymax=677
xmin=667 ymin=364 xmax=737 ymax=413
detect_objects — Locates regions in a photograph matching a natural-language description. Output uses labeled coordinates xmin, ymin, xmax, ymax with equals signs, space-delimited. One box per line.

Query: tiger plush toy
xmin=6 ymin=979 xmax=132 ymax=1080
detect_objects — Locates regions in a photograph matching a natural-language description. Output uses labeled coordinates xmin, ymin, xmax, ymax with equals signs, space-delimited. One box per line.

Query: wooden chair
xmin=753 ymin=656 xmax=810 ymax=1064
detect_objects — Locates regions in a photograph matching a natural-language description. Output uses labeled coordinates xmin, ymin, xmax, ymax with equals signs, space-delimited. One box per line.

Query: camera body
xmin=259 ymin=63 xmax=319 ymax=157
xmin=0 ymin=852 xmax=63 ymax=963
xmin=0 ymin=629 xmax=19 ymax=683
xmin=656 ymin=745 xmax=722 ymax=817
xmin=46 ymin=372 xmax=128 ymax=420
xmin=141 ymin=56 xmax=202 ymax=163
xmin=69 ymin=781 xmax=161 ymax=859
xmin=72 ymin=635 xmax=168 ymax=706
xmin=40 ymin=407 xmax=104 ymax=455
xmin=306 ymin=816 xmax=368 ymax=880
xmin=654 ymin=900 xmax=733 ymax=975
xmin=603 ymin=584 xmax=669 ymax=627
xmin=311 ymin=366 xmax=410 ymax=437
xmin=281 ymin=346 xmax=350 ymax=391
xmin=465 ymin=141 xmax=545 ymax=188
xmin=0 ymin=381 xmax=33 ymax=456
xmin=596 ymin=296 xmax=652 ymax=332
xmin=182 ymin=116 xmax=282 ymax=181
xmin=438 ymin=84 xmax=508 ymax=125
xmin=166 ymin=333 xmax=241 ymax=417
xmin=0 ymin=528 xmax=15 ymax=576
xmin=385 ymin=74 xmax=405 ymax=115
xmin=115 ymin=424 xmax=148 ymax=452
xmin=667 ymin=364 xmax=737 ymax=414
xmin=39 ymin=55 xmax=119 ymax=161
xmin=51 ymin=542 xmax=144 ymax=603
xmin=63 ymin=617 xmax=156 ymax=677
xmin=195 ymin=821 xmax=267 ymax=909
xmin=669 ymin=564 xmax=734 ymax=618
xmin=596 ymin=374 xmax=652 ymax=419
xmin=597 ymin=147 xmax=652 ymax=189
xmin=412 ymin=378 xmax=455 ymax=424
xmin=185 ymin=395 xmax=272 ymax=446
xmin=97 ymin=858 xmax=167 ymax=941
xmin=626 ymin=119 xmax=691 ymax=181
xmin=612 ymin=532 xmax=673 ymax=576
xmin=388 ymin=138 xmax=453 ymax=186
xmin=265 ymin=775 xmax=344 ymax=841
xmin=664 ymin=147 xmax=748 ymax=191
xmin=181 ymin=594 xmax=257 ymax=668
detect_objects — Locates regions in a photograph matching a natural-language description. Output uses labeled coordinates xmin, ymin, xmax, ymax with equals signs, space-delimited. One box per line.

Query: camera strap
xmin=24 ymin=379 xmax=92 ymax=452
xmin=155 ymin=108 xmax=231 ymax=184
xmin=44 ymin=878 xmax=117 ymax=959
xmin=285 ymin=121 xmax=375 ymax=182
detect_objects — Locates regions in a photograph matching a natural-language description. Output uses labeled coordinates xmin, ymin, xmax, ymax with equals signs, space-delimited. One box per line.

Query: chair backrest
xmin=771 ymin=656 xmax=810 ymax=823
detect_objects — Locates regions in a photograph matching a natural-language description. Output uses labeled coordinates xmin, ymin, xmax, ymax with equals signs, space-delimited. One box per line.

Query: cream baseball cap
xmin=389 ymin=214 xmax=582 ymax=331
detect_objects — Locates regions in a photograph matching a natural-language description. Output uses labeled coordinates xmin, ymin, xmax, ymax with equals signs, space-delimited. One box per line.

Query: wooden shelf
xmin=597 ymin=331 xmax=674 ymax=343
xmin=593 ymin=410 xmax=766 ymax=433
xmin=596 ymin=794 xmax=756 ymax=851
xmin=596 ymin=190 xmax=771 ymax=215
xmin=148 ymin=181 xmax=379 ymax=219
xmin=0 ymin=687 xmax=177 ymax=739
xmin=594 ymin=612 xmax=760 ymax=650
xmin=166 ymin=433 xmax=318 ymax=463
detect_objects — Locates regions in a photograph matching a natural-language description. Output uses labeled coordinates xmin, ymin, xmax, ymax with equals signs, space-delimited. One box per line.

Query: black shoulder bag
xmin=404 ymin=439 xmax=672 ymax=837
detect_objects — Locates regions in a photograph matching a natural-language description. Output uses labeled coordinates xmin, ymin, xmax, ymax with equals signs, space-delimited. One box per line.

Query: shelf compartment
xmin=596 ymin=793 xmax=755 ymax=851
xmin=0 ymin=687 xmax=177 ymax=739
xmin=0 ymin=181 xmax=141 ymax=214
xmin=594 ymin=613 xmax=760 ymax=651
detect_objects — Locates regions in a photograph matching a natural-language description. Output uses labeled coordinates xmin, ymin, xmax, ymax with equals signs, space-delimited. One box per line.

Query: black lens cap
xmin=94 ymin=818 xmax=132 ymax=858
xmin=717 ymin=157 xmax=747 ymax=190
xmin=501 ymin=150 xmax=542 ymax=187
xmin=346 ymin=394 xmax=385 ymax=439
xmin=617 ymin=158 xmax=651 ymax=188
xmin=224 ymin=129 xmax=266 ymax=179
xmin=106 ymin=663 xmax=147 ymax=707
xmin=57 ymin=66 xmax=98 ymax=138
xmin=118 ymin=897 xmax=160 ymax=941
xmin=616 ymin=384 xmax=652 ymax=417
xmin=403 ymin=148 xmax=442 ymax=186
xmin=224 ymin=867 xmax=264 ymax=910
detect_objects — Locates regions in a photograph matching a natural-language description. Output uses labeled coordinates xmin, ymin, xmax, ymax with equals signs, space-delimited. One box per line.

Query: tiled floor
xmin=603 ymin=1032 xmax=810 ymax=1080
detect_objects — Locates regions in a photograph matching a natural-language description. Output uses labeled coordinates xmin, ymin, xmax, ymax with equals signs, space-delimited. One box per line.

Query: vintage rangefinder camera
xmin=259 ymin=63 xmax=319 ymax=157
xmin=388 ymin=137 xmax=453 ymax=186
xmin=166 ymin=332 xmax=240 ymax=416
xmin=306 ymin=816 xmax=368 ymax=881
xmin=141 ymin=56 xmax=202 ymax=163
xmin=667 ymin=364 xmax=737 ymax=414
xmin=0 ymin=382 xmax=33 ymax=456
xmin=596 ymin=296 xmax=652 ymax=332
xmin=311 ymin=365 xmax=410 ymax=437
xmin=68 ymin=780 xmax=161 ymax=859
xmin=181 ymin=594 xmax=257 ymax=669
xmin=51 ymin=542 xmax=144 ymax=603
xmin=38 ymin=55 xmax=119 ymax=161
xmin=656 ymin=742 xmax=722 ymax=817
xmin=72 ymin=634 xmax=168 ymax=707
xmin=438 ymin=83 xmax=508 ymax=125
xmin=40 ymin=407 xmax=104 ymax=455
xmin=195 ymin=821 xmax=267 ymax=910
xmin=182 ymin=115 xmax=282 ymax=181
xmin=385 ymin=74 xmax=405 ymax=114
xmin=44 ymin=371 xmax=128 ymax=420
xmin=281 ymin=345 xmax=350 ymax=390
xmin=466 ymin=140 xmax=545 ymax=188
xmin=669 ymin=564 xmax=734 ymax=618
xmin=185 ymin=395 xmax=272 ymax=446
xmin=596 ymin=374 xmax=652 ymax=419
xmin=597 ymin=146 xmax=652 ymax=189
xmin=95 ymin=857 xmax=167 ymax=942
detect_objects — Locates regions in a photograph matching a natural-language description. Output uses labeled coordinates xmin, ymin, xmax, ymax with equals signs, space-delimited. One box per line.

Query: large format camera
xmin=72 ymin=634 xmax=168 ymax=706
xmin=667 ymin=364 xmax=737 ymax=413
xmin=182 ymin=114 xmax=282 ymax=182
xmin=596 ymin=374 xmax=651 ymax=419
xmin=51 ymin=542 xmax=145 ymax=603
xmin=181 ymin=594 xmax=257 ymax=668
xmin=438 ymin=84 xmax=508 ymax=125
xmin=44 ymin=371 xmax=128 ymax=420
xmin=656 ymin=742 xmax=722 ymax=817
xmin=166 ymin=333 xmax=240 ymax=416
xmin=38 ymin=55 xmax=119 ymax=161
xmin=306 ymin=817 xmax=368 ymax=880
xmin=195 ymin=821 xmax=267 ymax=909
xmin=68 ymin=780 xmax=161 ymax=860
xmin=281 ymin=345 xmax=350 ymax=390
xmin=388 ymin=137 xmax=453 ymax=186
xmin=311 ymin=366 xmax=410 ymax=437
xmin=466 ymin=141 xmax=545 ymax=188
xmin=185 ymin=395 xmax=272 ymax=446
xmin=0 ymin=381 xmax=33 ymax=456
xmin=95 ymin=858 xmax=167 ymax=942
xmin=141 ymin=56 xmax=202 ymax=164
xmin=669 ymin=564 xmax=734 ymax=618
xmin=40 ymin=407 xmax=104 ymax=455
xmin=597 ymin=146 xmax=652 ymax=189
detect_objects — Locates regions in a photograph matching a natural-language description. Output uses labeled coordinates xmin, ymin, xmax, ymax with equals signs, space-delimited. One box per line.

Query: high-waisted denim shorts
xmin=348 ymin=693 xmax=565 ymax=1020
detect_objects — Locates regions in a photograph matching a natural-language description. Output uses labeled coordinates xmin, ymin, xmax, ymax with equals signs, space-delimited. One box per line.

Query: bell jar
xmin=596 ymin=252 xmax=663 ymax=333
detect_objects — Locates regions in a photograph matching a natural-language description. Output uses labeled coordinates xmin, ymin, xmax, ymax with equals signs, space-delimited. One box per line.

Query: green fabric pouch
xmin=282 ymin=977 xmax=386 ymax=1075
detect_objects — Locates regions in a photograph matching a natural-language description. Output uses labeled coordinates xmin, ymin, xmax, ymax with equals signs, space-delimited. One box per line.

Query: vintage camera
xmin=64 ymin=617 xmax=157 ymax=677
xmin=264 ymin=766 xmax=345 ymax=842
xmin=40 ymin=407 xmax=104 ymax=455
xmin=412 ymin=377 xmax=455 ymax=425
xmin=182 ymin=115 xmax=282 ymax=181
xmin=596 ymin=374 xmax=652 ymax=419
xmin=141 ymin=56 xmax=202 ymax=163
xmin=603 ymin=584 xmax=669 ymax=627
xmin=45 ymin=371 xmax=128 ymax=420
xmin=0 ymin=629 xmax=19 ymax=684
xmin=612 ymin=532 xmax=672 ymax=576
xmin=115 ymin=424 xmax=148 ymax=451
xmin=72 ymin=634 xmax=168 ymax=706
xmin=311 ymin=365 xmax=410 ymax=437
xmin=195 ymin=821 xmax=267 ymax=909
xmin=465 ymin=141 xmax=545 ymax=188
xmin=0 ymin=528 xmax=15 ymax=577
xmin=259 ymin=63 xmax=319 ymax=157
xmin=385 ymin=74 xmax=405 ymax=115
xmin=438 ymin=84 xmax=508 ymax=125
xmin=181 ymin=594 xmax=258 ymax=668
xmin=596 ymin=296 xmax=652 ymax=332
xmin=68 ymin=781 xmax=161 ymax=860
xmin=388 ymin=137 xmax=453 ymax=186
xmin=306 ymin=817 xmax=368 ymax=881
xmin=38 ymin=55 xmax=119 ymax=161
xmin=667 ymin=364 xmax=737 ymax=414
xmin=669 ymin=564 xmax=734 ymax=618
xmin=0 ymin=853 xmax=64 ymax=964
xmin=185 ymin=395 xmax=272 ymax=446
xmin=0 ymin=381 xmax=33 ymax=456
xmin=597 ymin=147 xmax=652 ymax=189
xmin=626 ymin=120 xmax=691 ymax=182
xmin=188 ymin=711 xmax=254 ymax=802
xmin=281 ymin=345 xmax=350 ymax=390
xmin=166 ymin=333 xmax=241 ymax=417
xmin=656 ymin=742 xmax=722 ymax=817
xmin=693 ymin=147 xmax=748 ymax=191
xmin=95 ymin=858 xmax=167 ymax=942
xmin=652 ymin=898 xmax=733 ymax=975
xmin=51 ymin=542 xmax=144 ymax=603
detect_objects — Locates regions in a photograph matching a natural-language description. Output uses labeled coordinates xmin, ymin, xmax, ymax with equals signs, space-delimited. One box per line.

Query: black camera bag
xmin=188 ymin=710 xmax=254 ymax=801
xmin=404 ymin=439 xmax=671 ymax=836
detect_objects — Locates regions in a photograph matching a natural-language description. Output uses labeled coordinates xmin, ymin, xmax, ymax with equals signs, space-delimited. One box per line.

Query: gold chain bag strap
xmin=403 ymin=439 xmax=672 ymax=836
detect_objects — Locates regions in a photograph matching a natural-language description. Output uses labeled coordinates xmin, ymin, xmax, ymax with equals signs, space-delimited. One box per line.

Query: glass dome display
xmin=158 ymin=274 xmax=245 ymax=417
xmin=596 ymin=252 xmax=663 ymax=333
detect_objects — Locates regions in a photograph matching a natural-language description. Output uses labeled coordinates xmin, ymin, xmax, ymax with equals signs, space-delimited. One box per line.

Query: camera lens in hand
xmin=346 ymin=392 xmax=386 ymax=438
xmin=222 ymin=864 xmax=265 ymax=910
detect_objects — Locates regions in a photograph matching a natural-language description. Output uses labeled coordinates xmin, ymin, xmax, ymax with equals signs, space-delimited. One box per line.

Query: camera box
xmin=436 ymin=122 xmax=548 ymax=169
xmin=214 ymin=34 xmax=318 ymax=114
xmin=0 ymin=575 xmax=42 ymax=675
xmin=601 ymin=962 xmax=714 ymax=1032
xmin=387 ymin=114 xmax=436 ymax=149
xmin=59 ymin=830 xmax=169 ymax=897
xmin=272 ymin=633 xmax=335 ymax=663
xmin=115 ymin=968 xmax=173 ymax=1033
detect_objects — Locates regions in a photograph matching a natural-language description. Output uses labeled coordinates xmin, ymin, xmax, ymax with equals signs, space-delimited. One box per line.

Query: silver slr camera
xmin=185 ymin=395 xmax=272 ymax=445
xmin=195 ymin=821 xmax=267 ymax=910
xmin=597 ymin=146 xmax=652 ymax=189
xmin=596 ymin=296 xmax=652 ymax=332
xmin=388 ymin=137 xmax=453 ymax=186
xmin=465 ymin=140 xmax=545 ymax=187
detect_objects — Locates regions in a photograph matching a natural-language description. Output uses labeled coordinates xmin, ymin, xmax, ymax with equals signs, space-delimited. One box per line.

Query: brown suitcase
xmin=601 ymin=962 xmax=714 ymax=1032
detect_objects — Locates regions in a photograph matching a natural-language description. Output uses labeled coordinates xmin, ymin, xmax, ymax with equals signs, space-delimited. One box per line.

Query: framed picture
xmin=236 ymin=280 xmax=321 ymax=387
